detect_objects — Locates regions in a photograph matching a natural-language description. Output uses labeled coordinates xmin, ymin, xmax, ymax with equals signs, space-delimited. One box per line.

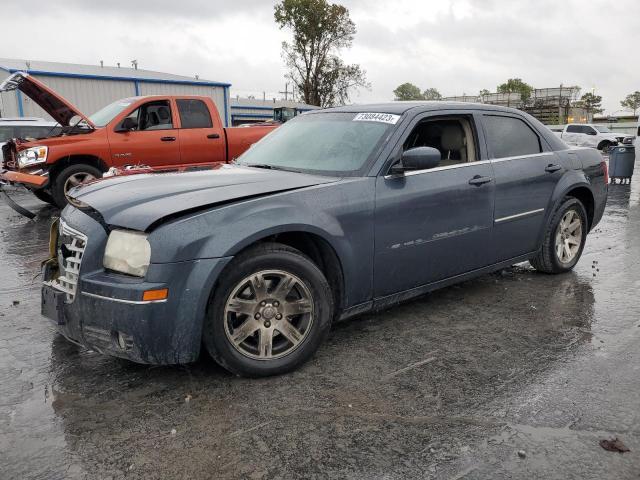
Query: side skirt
xmin=338 ymin=252 xmax=536 ymax=321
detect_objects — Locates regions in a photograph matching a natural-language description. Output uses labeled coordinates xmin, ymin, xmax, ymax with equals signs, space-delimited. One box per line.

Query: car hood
xmin=71 ymin=165 xmax=339 ymax=231
xmin=0 ymin=72 xmax=95 ymax=128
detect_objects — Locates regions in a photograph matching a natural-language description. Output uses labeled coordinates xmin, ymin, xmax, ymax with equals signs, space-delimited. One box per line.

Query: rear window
xmin=177 ymin=99 xmax=213 ymax=129
xmin=483 ymin=115 xmax=542 ymax=159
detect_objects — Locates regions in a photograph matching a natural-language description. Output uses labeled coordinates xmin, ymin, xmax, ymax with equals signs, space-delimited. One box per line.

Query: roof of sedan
xmin=309 ymin=101 xmax=522 ymax=115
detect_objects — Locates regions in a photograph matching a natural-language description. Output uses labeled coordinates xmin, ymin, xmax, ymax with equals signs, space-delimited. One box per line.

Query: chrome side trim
xmin=81 ymin=291 xmax=167 ymax=305
xmin=490 ymin=152 xmax=554 ymax=164
xmin=384 ymin=159 xmax=491 ymax=179
xmin=495 ymin=208 xmax=545 ymax=223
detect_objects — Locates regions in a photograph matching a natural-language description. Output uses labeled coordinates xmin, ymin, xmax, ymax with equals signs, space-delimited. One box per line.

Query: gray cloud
xmin=1 ymin=0 xmax=637 ymax=113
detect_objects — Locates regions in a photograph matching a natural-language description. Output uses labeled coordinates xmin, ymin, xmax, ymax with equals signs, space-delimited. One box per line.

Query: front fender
xmin=148 ymin=178 xmax=376 ymax=308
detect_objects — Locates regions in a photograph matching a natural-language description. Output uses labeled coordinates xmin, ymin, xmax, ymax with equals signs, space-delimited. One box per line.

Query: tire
xmin=32 ymin=189 xmax=56 ymax=205
xmin=203 ymin=242 xmax=333 ymax=377
xmin=530 ymin=197 xmax=588 ymax=274
xmin=51 ymin=164 xmax=102 ymax=208
xmin=598 ymin=141 xmax=611 ymax=153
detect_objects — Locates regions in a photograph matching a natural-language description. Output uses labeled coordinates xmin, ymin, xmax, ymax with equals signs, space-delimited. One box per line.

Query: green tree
xmin=620 ymin=91 xmax=640 ymax=116
xmin=274 ymin=0 xmax=369 ymax=107
xmin=422 ymin=88 xmax=442 ymax=101
xmin=497 ymin=78 xmax=534 ymax=105
xmin=575 ymin=92 xmax=604 ymax=117
xmin=479 ymin=88 xmax=490 ymax=97
xmin=393 ymin=82 xmax=423 ymax=100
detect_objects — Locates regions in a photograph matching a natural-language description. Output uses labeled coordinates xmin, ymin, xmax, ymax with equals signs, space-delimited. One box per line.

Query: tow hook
xmin=0 ymin=183 xmax=36 ymax=219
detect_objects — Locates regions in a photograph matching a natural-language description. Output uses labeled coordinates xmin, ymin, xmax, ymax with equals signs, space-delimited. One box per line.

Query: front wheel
xmin=530 ymin=197 xmax=588 ymax=274
xmin=51 ymin=164 xmax=102 ymax=208
xmin=203 ymin=243 xmax=333 ymax=377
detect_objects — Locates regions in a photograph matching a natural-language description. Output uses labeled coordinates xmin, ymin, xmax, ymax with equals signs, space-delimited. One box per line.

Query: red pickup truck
xmin=0 ymin=72 xmax=277 ymax=207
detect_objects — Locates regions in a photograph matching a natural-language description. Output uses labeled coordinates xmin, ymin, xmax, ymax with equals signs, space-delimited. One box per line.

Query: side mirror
xmin=115 ymin=117 xmax=138 ymax=132
xmin=391 ymin=147 xmax=441 ymax=174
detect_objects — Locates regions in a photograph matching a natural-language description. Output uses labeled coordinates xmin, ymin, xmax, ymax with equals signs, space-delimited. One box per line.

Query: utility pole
xmin=279 ymin=83 xmax=290 ymax=101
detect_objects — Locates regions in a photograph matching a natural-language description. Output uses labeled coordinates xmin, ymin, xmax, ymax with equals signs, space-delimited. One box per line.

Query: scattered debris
xmin=599 ymin=438 xmax=630 ymax=453
xmin=185 ymin=394 xmax=192 ymax=403
xmin=12 ymin=300 xmax=19 ymax=306
xmin=517 ymin=450 xmax=526 ymax=459
xmin=170 ymin=428 xmax=177 ymax=436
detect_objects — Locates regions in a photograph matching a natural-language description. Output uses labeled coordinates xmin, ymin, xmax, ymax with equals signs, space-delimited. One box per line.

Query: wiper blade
xmin=244 ymin=163 xmax=275 ymax=170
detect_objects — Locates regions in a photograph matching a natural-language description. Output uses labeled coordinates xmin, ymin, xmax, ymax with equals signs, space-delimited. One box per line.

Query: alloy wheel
xmin=64 ymin=172 xmax=97 ymax=199
xmin=223 ymin=270 xmax=314 ymax=360
xmin=555 ymin=209 xmax=582 ymax=264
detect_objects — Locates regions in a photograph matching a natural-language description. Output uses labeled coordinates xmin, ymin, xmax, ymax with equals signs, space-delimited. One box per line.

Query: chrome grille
xmin=45 ymin=220 xmax=87 ymax=303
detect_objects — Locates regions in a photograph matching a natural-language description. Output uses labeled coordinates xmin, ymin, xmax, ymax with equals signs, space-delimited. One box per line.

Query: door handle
xmin=160 ymin=136 xmax=176 ymax=142
xmin=468 ymin=175 xmax=492 ymax=186
xmin=545 ymin=164 xmax=562 ymax=173
xmin=207 ymin=133 xmax=220 ymax=139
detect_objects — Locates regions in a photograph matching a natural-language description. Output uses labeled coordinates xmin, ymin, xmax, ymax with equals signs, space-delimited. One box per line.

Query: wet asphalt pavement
xmin=1 ymin=174 xmax=639 ymax=479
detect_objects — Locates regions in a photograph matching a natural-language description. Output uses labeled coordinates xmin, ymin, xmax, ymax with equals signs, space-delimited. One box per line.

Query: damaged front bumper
xmin=41 ymin=209 xmax=232 ymax=365
xmin=0 ymin=168 xmax=49 ymax=189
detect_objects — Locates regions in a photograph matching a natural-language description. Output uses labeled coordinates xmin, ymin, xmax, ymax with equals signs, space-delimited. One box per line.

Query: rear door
xmin=482 ymin=113 xmax=564 ymax=261
xmin=107 ymin=99 xmax=181 ymax=168
xmin=176 ymin=98 xmax=226 ymax=166
xmin=374 ymin=111 xmax=495 ymax=297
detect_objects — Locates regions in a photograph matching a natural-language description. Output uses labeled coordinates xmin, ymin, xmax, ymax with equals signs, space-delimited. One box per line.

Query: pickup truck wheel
xmin=52 ymin=164 xmax=102 ymax=208
xmin=33 ymin=189 xmax=55 ymax=205
xmin=203 ymin=242 xmax=333 ymax=377
xmin=530 ymin=197 xmax=588 ymax=274
xmin=598 ymin=141 xmax=611 ymax=153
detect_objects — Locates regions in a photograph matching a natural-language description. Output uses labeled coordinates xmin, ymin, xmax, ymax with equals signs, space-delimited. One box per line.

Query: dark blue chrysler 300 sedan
xmin=42 ymin=102 xmax=608 ymax=376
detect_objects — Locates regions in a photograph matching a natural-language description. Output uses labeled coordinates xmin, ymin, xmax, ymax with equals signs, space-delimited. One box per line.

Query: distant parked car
xmin=42 ymin=102 xmax=608 ymax=377
xmin=554 ymin=123 xmax=621 ymax=151
xmin=0 ymin=117 xmax=60 ymax=149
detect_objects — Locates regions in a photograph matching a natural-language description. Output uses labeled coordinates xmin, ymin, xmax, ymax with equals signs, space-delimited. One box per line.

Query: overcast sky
xmin=2 ymin=0 xmax=638 ymax=114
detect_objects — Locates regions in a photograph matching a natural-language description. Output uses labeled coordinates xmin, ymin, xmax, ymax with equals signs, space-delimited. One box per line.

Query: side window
xmin=583 ymin=126 xmax=596 ymax=135
xmin=403 ymin=116 xmax=478 ymax=167
xmin=16 ymin=126 xmax=59 ymax=139
xmin=177 ymin=99 xmax=213 ymax=129
xmin=483 ymin=115 xmax=541 ymax=159
xmin=0 ymin=126 xmax=14 ymax=142
xmin=566 ymin=125 xmax=580 ymax=133
xmin=124 ymin=100 xmax=174 ymax=131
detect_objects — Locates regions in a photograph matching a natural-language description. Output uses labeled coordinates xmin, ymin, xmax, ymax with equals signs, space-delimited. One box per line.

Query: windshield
xmin=89 ymin=99 xmax=135 ymax=127
xmin=594 ymin=125 xmax=611 ymax=133
xmin=236 ymin=112 xmax=398 ymax=175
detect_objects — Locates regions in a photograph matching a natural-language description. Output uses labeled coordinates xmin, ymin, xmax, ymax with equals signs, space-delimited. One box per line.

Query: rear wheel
xmin=530 ymin=197 xmax=588 ymax=274
xmin=51 ymin=164 xmax=102 ymax=208
xmin=203 ymin=243 xmax=333 ymax=377
xmin=598 ymin=141 xmax=612 ymax=153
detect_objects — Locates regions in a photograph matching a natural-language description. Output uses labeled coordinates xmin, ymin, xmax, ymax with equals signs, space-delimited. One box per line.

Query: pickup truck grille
xmin=46 ymin=220 xmax=87 ymax=303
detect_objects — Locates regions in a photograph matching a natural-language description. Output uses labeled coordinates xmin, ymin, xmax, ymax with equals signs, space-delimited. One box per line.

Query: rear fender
xmin=536 ymin=171 xmax=595 ymax=247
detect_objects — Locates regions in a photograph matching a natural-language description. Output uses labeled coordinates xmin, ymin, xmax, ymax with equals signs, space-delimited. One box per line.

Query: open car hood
xmin=70 ymin=165 xmax=338 ymax=231
xmin=0 ymin=72 xmax=95 ymax=128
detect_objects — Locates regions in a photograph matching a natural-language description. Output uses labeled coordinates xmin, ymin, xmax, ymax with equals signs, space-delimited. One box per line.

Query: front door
xmin=481 ymin=113 xmax=565 ymax=261
xmin=107 ymin=99 xmax=181 ymax=168
xmin=374 ymin=113 xmax=495 ymax=297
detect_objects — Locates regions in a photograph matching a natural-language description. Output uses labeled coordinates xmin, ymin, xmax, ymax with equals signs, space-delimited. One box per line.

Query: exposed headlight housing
xmin=103 ymin=230 xmax=151 ymax=277
xmin=17 ymin=146 xmax=48 ymax=168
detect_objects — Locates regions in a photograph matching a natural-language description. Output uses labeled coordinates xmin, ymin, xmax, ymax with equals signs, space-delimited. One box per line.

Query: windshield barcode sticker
xmin=353 ymin=113 xmax=400 ymax=124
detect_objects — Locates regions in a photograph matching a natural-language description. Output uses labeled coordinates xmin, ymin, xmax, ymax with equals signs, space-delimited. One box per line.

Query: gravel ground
xmin=0 ymin=175 xmax=638 ymax=479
